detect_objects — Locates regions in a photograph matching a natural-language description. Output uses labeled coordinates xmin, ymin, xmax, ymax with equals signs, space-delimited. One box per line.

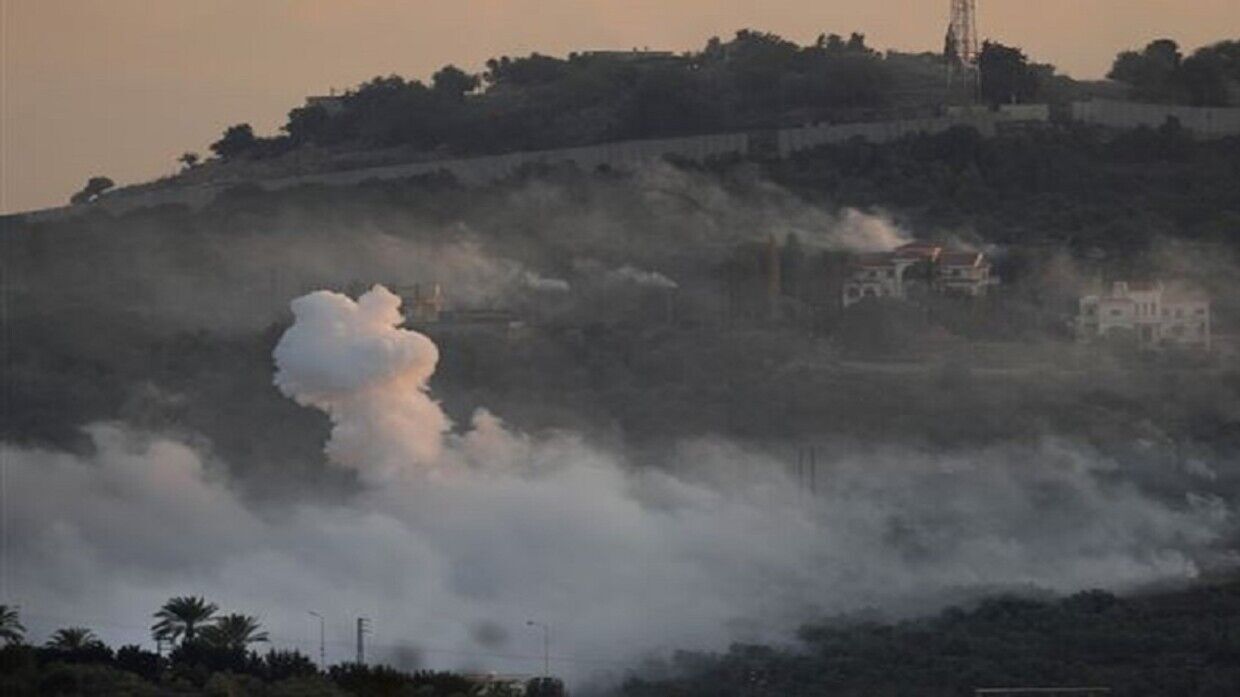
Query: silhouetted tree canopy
xmin=69 ymin=176 xmax=115 ymax=205
xmin=978 ymin=41 xmax=1039 ymax=105
xmin=209 ymin=123 xmax=258 ymax=159
xmin=1109 ymin=38 xmax=1240 ymax=106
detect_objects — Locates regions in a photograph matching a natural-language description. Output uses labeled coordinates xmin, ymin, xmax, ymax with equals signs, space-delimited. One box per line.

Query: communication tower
xmin=945 ymin=0 xmax=980 ymax=97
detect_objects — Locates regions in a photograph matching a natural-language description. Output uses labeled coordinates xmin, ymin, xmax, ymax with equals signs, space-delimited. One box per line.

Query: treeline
xmin=192 ymin=31 xmax=1239 ymax=169
xmin=621 ymin=580 xmax=1240 ymax=697
xmin=776 ymin=120 xmax=1240 ymax=255
xmin=0 ymin=599 xmax=485 ymax=696
xmin=200 ymin=30 xmax=1036 ymax=164
xmin=1109 ymin=39 xmax=1240 ymax=107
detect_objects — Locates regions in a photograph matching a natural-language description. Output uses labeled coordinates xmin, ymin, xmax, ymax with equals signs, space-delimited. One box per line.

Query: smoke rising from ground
xmin=273 ymin=286 xmax=450 ymax=484
xmin=6 ymin=286 xmax=1231 ymax=689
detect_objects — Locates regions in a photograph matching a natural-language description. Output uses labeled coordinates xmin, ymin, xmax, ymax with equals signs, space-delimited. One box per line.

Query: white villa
xmin=1076 ymin=281 xmax=1210 ymax=350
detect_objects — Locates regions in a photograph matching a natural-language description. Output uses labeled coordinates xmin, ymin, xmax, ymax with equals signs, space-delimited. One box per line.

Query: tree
xmin=177 ymin=152 xmax=200 ymax=170
xmin=1181 ymin=50 xmax=1230 ymax=106
xmin=115 ymin=644 xmax=164 ymax=682
xmin=152 ymin=596 xmax=218 ymax=645
xmin=978 ymin=41 xmax=1038 ymax=104
xmin=199 ymin=614 xmax=269 ymax=651
xmin=0 ymin=604 xmax=25 ymax=645
xmin=209 ymin=123 xmax=257 ymax=159
xmin=845 ymin=32 xmax=873 ymax=55
xmin=283 ymin=105 xmax=331 ymax=145
xmin=69 ymin=176 xmax=115 ymax=205
xmin=45 ymin=627 xmax=105 ymax=652
xmin=1108 ymin=39 xmax=1186 ymax=103
xmin=431 ymin=64 xmax=480 ymax=100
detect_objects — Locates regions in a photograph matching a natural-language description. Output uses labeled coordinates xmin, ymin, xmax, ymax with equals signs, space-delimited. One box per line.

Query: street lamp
xmin=526 ymin=620 xmax=550 ymax=677
xmin=308 ymin=611 xmax=326 ymax=669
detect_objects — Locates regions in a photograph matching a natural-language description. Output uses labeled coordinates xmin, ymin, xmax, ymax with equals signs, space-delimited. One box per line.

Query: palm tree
xmin=200 ymin=613 xmax=269 ymax=650
xmin=151 ymin=596 xmax=218 ymax=645
xmin=0 ymin=605 xmax=25 ymax=645
xmin=46 ymin=627 xmax=104 ymax=651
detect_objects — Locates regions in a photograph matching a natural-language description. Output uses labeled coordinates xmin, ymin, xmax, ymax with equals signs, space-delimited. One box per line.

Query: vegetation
xmin=0 ymin=601 xmax=491 ymax=696
xmin=1109 ymin=39 xmax=1240 ymax=106
xmin=207 ymin=30 xmax=938 ymax=162
xmin=199 ymin=614 xmax=270 ymax=651
xmin=44 ymin=628 xmax=105 ymax=653
xmin=68 ymin=176 xmax=114 ymax=205
xmin=0 ymin=606 xmax=26 ymax=646
xmin=191 ymin=32 xmax=1238 ymax=169
xmin=622 ymin=580 xmax=1240 ymax=697
xmin=5 ymin=582 xmax=1240 ymax=694
xmin=152 ymin=596 xmax=219 ymax=645
xmin=977 ymin=41 xmax=1044 ymax=105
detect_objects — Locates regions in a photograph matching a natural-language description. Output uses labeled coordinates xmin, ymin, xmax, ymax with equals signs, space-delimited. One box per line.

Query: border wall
xmin=1072 ymin=99 xmax=1240 ymax=138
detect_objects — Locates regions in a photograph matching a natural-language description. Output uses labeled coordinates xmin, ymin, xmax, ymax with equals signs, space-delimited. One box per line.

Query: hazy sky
xmin=3 ymin=0 xmax=1237 ymax=214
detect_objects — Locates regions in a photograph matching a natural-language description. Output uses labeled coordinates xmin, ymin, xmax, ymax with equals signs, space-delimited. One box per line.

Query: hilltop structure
xmin=1076 ymin=281 xmax=1210 ymax=350
xmin=841 ymin=241 xmax=995 ymax=308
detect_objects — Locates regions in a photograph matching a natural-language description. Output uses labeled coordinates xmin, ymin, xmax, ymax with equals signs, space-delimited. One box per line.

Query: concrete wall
xmin=262 ymin=132 xmax=749 ymax=190
xmin=776 ymin=115 xmax=1001 ymax=157
xmin=1072 ymin=99 xmax=1240 ymax=138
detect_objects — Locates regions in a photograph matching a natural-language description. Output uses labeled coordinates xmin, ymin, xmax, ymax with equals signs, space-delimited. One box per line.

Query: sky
xmin=2 ymin=0 xmax=1237 ymax=214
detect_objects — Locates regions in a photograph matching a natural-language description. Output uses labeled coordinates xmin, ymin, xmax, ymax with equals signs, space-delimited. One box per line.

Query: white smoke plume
xmin=821 ymin=207 xmax=911 ymax=252
xmin=5 ymin=286 xmax=1232 ymax=690
xmin=520 ymin=271 xmax=571 ymax=293
xmin=606 ymin=265 xmax=679 ymax=290
xmin=273 ymin=286 xmax=449 ymax=484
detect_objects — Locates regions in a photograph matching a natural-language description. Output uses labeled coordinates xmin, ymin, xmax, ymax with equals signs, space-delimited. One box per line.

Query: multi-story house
xmin=1076 ymin=281 xmax=1210 ymax=350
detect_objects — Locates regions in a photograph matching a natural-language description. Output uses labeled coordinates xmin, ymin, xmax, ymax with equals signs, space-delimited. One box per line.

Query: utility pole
xmin=526 ymin=620 xmax=550 ymax=677
xmin=356 ymin=617 xmax=371 ymax=665
xmin=308 ymin=611 xmax=326 ymax=669
xmin=796 ymin=445 xmax=818 ymax=497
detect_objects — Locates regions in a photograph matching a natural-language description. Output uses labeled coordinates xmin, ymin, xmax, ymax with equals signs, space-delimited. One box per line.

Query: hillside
xmin=621 ymin=578 xmax=1240 ymax=697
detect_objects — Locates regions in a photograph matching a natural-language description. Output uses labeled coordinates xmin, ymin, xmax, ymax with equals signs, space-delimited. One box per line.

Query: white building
xmin=842 ymin=242 xmax=995 ymax=308
xmin=1077 ymin=281 xmax=1210 ymax=350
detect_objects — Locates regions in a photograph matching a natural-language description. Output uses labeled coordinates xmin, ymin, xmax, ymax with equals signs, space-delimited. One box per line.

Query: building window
xmin=1110 ymin=309 xmax=1122 ymax=317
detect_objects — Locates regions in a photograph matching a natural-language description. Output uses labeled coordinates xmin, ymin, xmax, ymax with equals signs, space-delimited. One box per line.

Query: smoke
xmin=820 ymin=207 xmax=911 ymax=252
xmin=520 ymin=271 xmax=571 ymax=293
xmin=606 ymin=265 xmax=679 ymax=290
xmin=9 ymin=152 xmax=1240 ymax=691
xmin=273 ymin=286 xmax=449 ymax=484
xmin=8 ymin=285 xmax=1227 ymax=689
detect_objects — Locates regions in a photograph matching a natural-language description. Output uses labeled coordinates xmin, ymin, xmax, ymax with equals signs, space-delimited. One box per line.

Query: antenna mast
xmin=945 ymin=0 xmax=980 ymax=97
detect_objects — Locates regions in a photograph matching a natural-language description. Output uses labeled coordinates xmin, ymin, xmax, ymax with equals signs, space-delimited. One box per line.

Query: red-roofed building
xmin=841 ymin=242 xmax=995 ymax=308
xmin=935 ymin=250 xmax=994 ymax=297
